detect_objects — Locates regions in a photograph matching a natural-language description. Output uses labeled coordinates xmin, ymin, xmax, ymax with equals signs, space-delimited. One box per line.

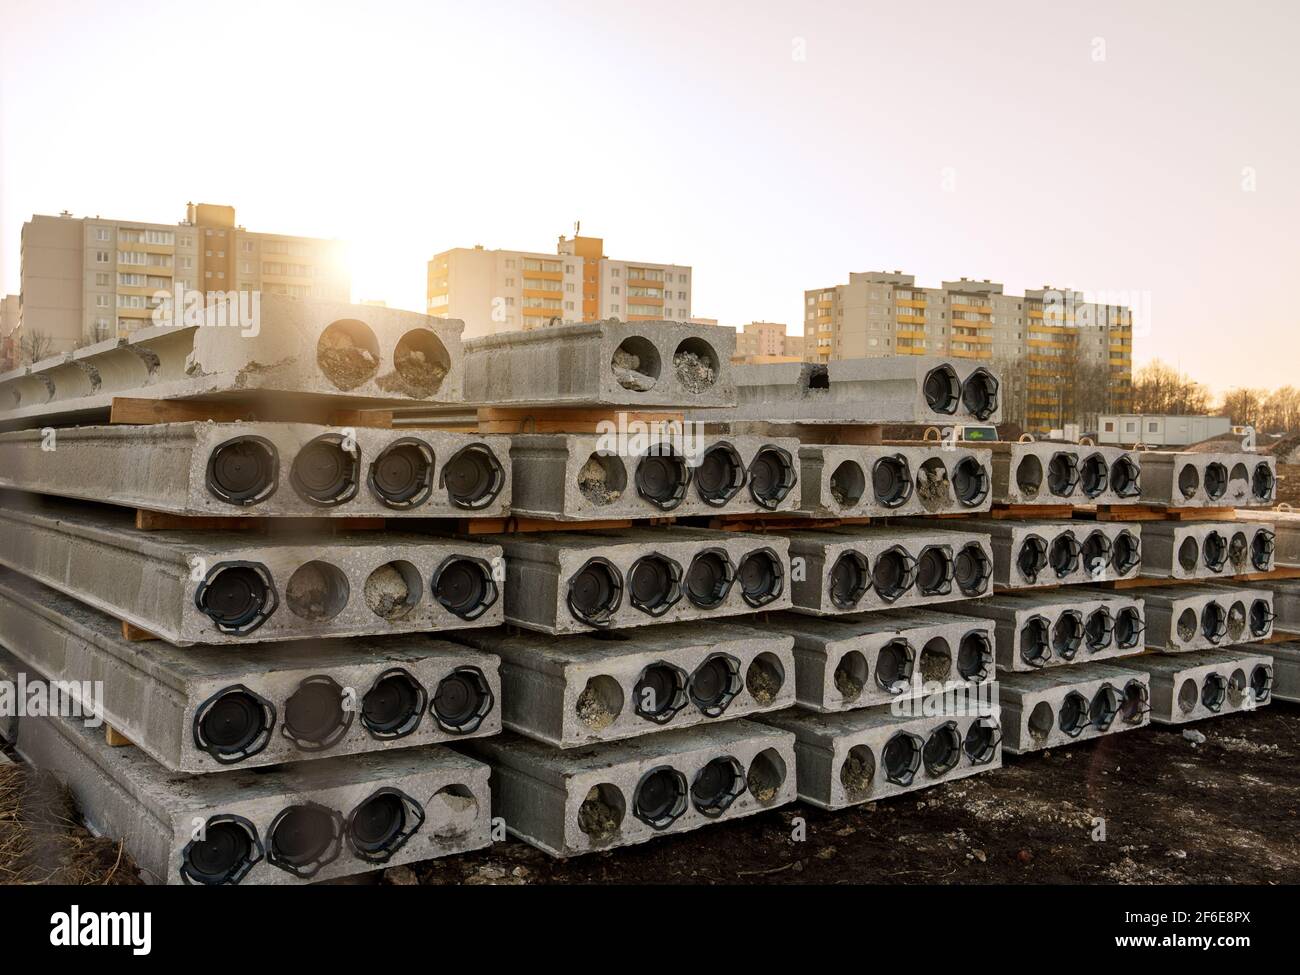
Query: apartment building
xmin=1 ymin=295 xmax=19 ymax=369
xmin=733 ymin=321 xmax=804 ymax=363
xmin=426 ymin=233 xmax=691 ymax=338
xmin=18 ymin=203 xmax=349 ymax=351
xmin=804 ymin=271 xmax=1133 ymax=431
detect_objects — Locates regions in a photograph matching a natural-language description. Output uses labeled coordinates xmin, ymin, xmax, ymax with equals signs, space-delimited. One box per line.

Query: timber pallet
xmin=703 ymin=514 xmax=871 ymax=533
xmin=1089 ymin=504 xmax=1239 ymax=523
xmin=475 ymin=407 xmax=686 ymax=436
xmin=108 ymin=395 xmax=394 ymax=429
xmin=1085 ymin=565 xmax=1300 ymax=591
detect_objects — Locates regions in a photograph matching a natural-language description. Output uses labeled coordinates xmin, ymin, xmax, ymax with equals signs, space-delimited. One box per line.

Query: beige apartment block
xmin=427 ymin=233 xmax=691 ymax=339
xmin=733 ymin=321 xmax=804 ymax=363
xmin=18 ymin=203 xmax=349 ymax=351
xmin=804 ymin=271 xmax=1133 ymax=431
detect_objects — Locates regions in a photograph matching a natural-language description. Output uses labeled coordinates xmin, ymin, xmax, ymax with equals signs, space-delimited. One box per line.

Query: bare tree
xmin=1132 ymin=360 xmax=1211 ymax=415
xmin=19 ymin=329 xmax=53 ymax=365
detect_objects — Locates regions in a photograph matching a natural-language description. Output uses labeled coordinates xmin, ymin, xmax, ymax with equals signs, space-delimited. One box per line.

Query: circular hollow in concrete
xmin=1253 ymin=463 xmax=1275 ymax=501
xmin=1115 ymin=606 xmax=1142 ymax=649
xmin=364 ymin=560 xmax=422 ymax=620
xmin=577 ymin=452 xmax=628 ymax=506
xmin=428 ymin=784 xmax=479 ymax=838
xmin=964 ymin=719 xmax=1000 ymax=764
xmin=833 ymin=650 xmax=869 ymax=703
xmin=917 ymin=457 xmax=952 ymax=512
xmin=737 ymin=548 xmax=784 ymax=607
xmin=1177 ymin=536 xmax=1200 ymax=573
xmin=695 ymin=443 xmax=744 ymax=505
xmin=830 ymin=460 xmax=867 ymax=508
xmin=317 ymin=319 xmax=380 ymax=391
xmin=746 ymin=748 xmax=787 ymax=805
xmin=957 ymin=631 xmax=993 ymax=681
xmin=1047 ymin=452 xmax=1079 ymax=497
xmin=1203 ymin=531 xmax=1228 ymax=572
xmin=291 ymin=434 xmax=360 ymax=507
xmin=922 ymin=722 xmax=962 ymax=776
xmin=1201 ymin=601 xmax=1227 ymax=643
xmin=875 ymin=639 xmax=915 ymax=692
xmin=1052 ymin=611 xmax=1084 ymax=661
xmin=390 ymin=328 xmax=451 ymax=397
xmin=872 ymin=455 xmax=912 ymax=508
xmin=1081 ymin=530 xmax=1113 ymax=574
xmin=206 ymin=436 xmax=279 ymax=506
xmin=1059 ymin=691 xmax=1089 ymax=737
xmin=611 ymin=336 xmax=661 ymax=391
xmin=577 ymin=784 xmax=625 ymax=842
xmin=576 ymin=675 xmax=625 ymax=731
xmin=919 ymin=637 xmax=952 ymax=683
xmin=955 ymin=542 xmax=992 ymax=595
xmin=1228 ymin=462 xmax=1250 ymax=500
xmin=1121 ymin=680 xmax=1149 ymax=724
xmin=839 ymin=744 xmax=876 ymax=801
xmin=1226 ymin=600 xmax=1247 ymax=641
xmin=923 ymin=364 xmax=961 ymax=414
xmin=1177 ymin=463 xmax=1200 ymax=499
xmin=1049 ymin=533 xmax=1080 ymax=577
xmin=1250 ymin=665 xmax=1272 ymax=703
xmin=1249 ymin=598 xmax=1273 ymax=637
xmin=1113 ymin=530 xmax=1141 ymax=575
xmin=1080 ymin=452 xmax=1108 ymax=498
xmin=627 ymin=554 xmax=683 ymax=617
xmin=1017 ymin=536 xmax=1048 ymax=583
xmin=633 ymin=662 xmax=688 ymax=724
xmin=684 ymin=549 xmax=735 ymax=608
xmin=745 ymin=652 xmax=786 ymax=706
xmin=1019 ymin=616 xmax=1051 ymax=667
xmin=1204 ymin=462 xmax=1228 ymax=500
xmin=1176 ymin=607 xmax=1198 ymax=642
xmin=1110 ymin=455 xmax=1141 ymax=497
xmin=1028 ymin=701 xmax=1054 ymax=741
xmin=691 ymin=756 xmax=745 ymax=817
xmin=1016 ymin=454 xmax=1044 ymax=499
xmin=1177 ymin=678 xmax=1198 ymax=714
xmin=961 ymin=369 xmax=999 ymax=420
xmin=633 ymin=766 xmax=689 ymax=829
xmin=672 ymin=338 xmax=720 ymax=391
xmin=916 ymin=545 xmax=954 ymax=596
xmin=951 ymin=456 xmax=988 ymax=506
xmin=1085 ymin=607 xmax=1114 ymax=651
xmin=1201 ymin=673 xmax=1226 ymax=712
xmin=882 ymin=732 xmax=923 ymax=785
xmin=689 ymin=653 xmax=742 ymax=717
xmin=1227 ymin=668 xmax=1248 ymax=708
xmin=369 ymin=439 xmax=434 ymax=508
xmin=829 ymin=551 xmax=870 ymax=609
xmin=286 ymin=561 xmax=350 ymax=621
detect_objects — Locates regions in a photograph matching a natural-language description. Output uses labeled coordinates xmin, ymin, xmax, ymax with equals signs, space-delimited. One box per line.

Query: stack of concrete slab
xmin=0 ymin=301 xmax=509 ymax=884
xmin=1137 ymin=451 xmax=1277 ymax=509
xmin=1236 ymin=509 xmax=1300 ymax=567
xmin=984 ymin=441 xmax=1143 ymax=506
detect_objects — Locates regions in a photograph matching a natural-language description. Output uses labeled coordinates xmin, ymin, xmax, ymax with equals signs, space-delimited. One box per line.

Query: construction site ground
xmin=4 ymin=703 xmax=1298 ymax=886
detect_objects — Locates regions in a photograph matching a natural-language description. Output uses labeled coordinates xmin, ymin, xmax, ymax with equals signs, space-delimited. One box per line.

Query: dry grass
xmin=0 ymin=761 xmax=141 ymax=885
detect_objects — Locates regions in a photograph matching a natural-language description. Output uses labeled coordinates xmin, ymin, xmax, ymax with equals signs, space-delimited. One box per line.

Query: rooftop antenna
xmin=574 ymin=220 xmax=580 ymax=236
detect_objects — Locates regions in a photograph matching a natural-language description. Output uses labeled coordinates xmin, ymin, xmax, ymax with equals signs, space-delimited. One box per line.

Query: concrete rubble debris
xmin=0 ymin=648 xmax=492 ymax=885
xmin=452 ymin=621 xmax=794 ymax=747
xmin=997 ymin=663 xmax=1152 ymax=754
xmin=796 ymin=443 xmax=993 ymax=517
xmin=507 ymin=433 xmax=799 ymax=519
xmin=0 ymin=496 xmax=503 ymax=644
xmin=1109 ymin=584 xmax=1274 ymax=651
xmin=0 ymin=297 xmax=467 ymax=429
xmin=0 ymin=422 xmax=511 ymax=517
xmin=1111 ymin=649 xmax=1273 ymax=725
xmin=1137 ymin=451 xmax=1276 ymax=508
xmin=483 ymin=525 xmax=791 ymax=634
xmin=0 ymin=569 xmax=500 ymax=772
xmin=757 ymin=685 xmax=1002 ymax=809
xmin=1138 ymin=520 xmax=1274 ymax=580
xmin=934 ymin=591 xmax=1146 ymax=672
xmin=782 ymin=525 xmax=995 ymax=614
xmin=462 ymin=319 xmax=736 ymax=408
xmin=696 ymin=356 xmax=1002 ymax=425
xmin=900 ymin=517 xmax=1142 ymax=589
xmin=762 ymin=608 xmax=995 ymax=711
xmin=984 ymin=442 xmax=1142 ymax=506
xmin=465 ymin=720 xmax=796 ymax=856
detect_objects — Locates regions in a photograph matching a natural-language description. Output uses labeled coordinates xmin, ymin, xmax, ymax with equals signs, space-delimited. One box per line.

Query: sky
xmin=2 ymin=0 xmax=1297 ymax=393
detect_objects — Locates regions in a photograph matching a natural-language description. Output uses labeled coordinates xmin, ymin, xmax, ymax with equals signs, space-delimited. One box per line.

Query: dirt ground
xmin=4 ymin=706 xmax=1297 ymax=886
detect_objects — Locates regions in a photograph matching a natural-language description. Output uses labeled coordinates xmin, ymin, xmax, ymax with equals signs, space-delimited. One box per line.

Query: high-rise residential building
xmin=18 ymin=203 xmax=349 ymax=352
xmin=803 ymin=271 xmax=1133 ymax=432
xmin=426 ymin=233 xmax=691 ymax=338
xmin=1 ymin=294 xmax=20 ymax=370
xmin=733 ymin=321 xmax=804 ymax=363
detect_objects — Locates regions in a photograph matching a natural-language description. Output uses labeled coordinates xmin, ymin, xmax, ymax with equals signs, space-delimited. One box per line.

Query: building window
xmin=95 ymin=251 xmax=109 ymax=263
xmin=95 ymin=228 xmax=110 ymax=241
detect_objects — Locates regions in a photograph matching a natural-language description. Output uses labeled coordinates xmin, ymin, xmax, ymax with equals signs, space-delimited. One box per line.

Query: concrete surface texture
xmin=997 ymin=663 xmax=1152 ymax=754
xmin=1113 ymin=584 xmax=1274 ymax=652
xmin=1112 ymin=649 xmax=1273 ymax=725
xmin=507 ymin=433 xmax=799 ymax=519
xmin=1235 ymin=509 xmax=1299 ymax=567
xmin=462 ymin=319 xmax=736 ymax=408
xmin=1275 ymin=579 xmax=1300 ymax=631
xmin=452 ymin=621 xmax=794 ymax=747
xmin=987 ymin=442 xmax=1142 ymax=506
xmin=698 ymin=357 xmax=1002 ymax=425
xmin=899 ymin=517 xmax=1141 ymax=589
xmin=0 ymin=654 xmax=492 ymax=885
xmin=466 ymin=720 xmax=796 ymax=857
xmin=1138 ymin=451 xmax=1276 ymax=508
xmin=0 ymin=296 xmax=467 ymax=428
xmin=1267 ymin=641 xmax=1300 ymax=703
xmin=0 ymin=421 xmax=511 ymax=518
xmin=757 ymin=686 xmax=1002 ymax=809
xmin=782 ymin=525 xmax=995 ymax=615
xmin=0 ymin=569 xmax=501 ymax=772
xmin=0 ymin=496 xmax=504 ymax=644
xmin=936 ymin=591 xmax=1146 ymax=673
xmin=762 ymin=608 xmax=995 ymax=711
xmin=484 ymin=525 xmax=791 ymax=634
xmin=797 ymin=443 xmax=993 ymax=517
xmin=1139 ymin=520 xmax=1274 ymax=580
